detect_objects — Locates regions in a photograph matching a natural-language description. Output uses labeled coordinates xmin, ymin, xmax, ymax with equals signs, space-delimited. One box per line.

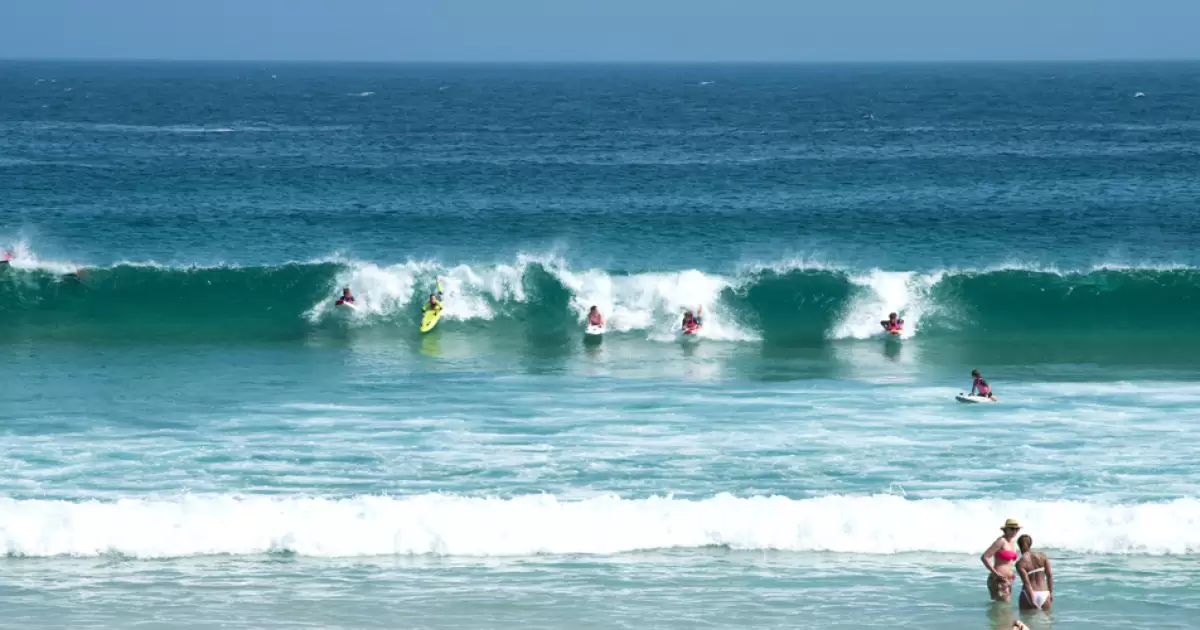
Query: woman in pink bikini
xmin=981 ymin=518 xmax=1022 ymax=602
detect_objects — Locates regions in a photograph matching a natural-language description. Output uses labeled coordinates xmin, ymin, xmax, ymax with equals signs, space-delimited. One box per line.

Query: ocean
xmin=2 ymin=60 xmax=1200 ymax=629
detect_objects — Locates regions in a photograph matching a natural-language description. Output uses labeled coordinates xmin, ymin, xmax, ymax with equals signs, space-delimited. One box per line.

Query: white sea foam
xmin=2 ymin=494 xmax=1197 ymax=559
xmin=0 ymin=239 xmax=81 ymax=275
xmin=304 ymin=258 xmax=529 ymax=323
xmin=551 ymin=266 xmax=757 ymax=342
xmin=301 ymin=254 xmax=759 ymax=341
xmin=829 ymin=270 xmax=941 ymax=340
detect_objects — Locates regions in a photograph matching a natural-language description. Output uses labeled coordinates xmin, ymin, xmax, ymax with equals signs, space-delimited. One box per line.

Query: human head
xmin=1001 ymin=518 xmax=1021 ymax=538
xmin=972 ymin=369 xmax=981 ymax=378
xmin=589 ymin=305 xmax=597 ymax=313
xmin=888 ymin=312 xmax=897 ymax=320
xmin=342 ymin=287 xmax=351 ymax=296
xmin=1017 ymin=534 xmax=1033 ymax=553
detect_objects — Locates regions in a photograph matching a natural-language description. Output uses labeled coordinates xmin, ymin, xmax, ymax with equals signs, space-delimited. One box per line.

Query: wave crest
xmin=4 ymin=245 xmax=1200 ymax=343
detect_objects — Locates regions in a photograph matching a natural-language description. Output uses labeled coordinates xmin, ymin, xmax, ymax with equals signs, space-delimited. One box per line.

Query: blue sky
xmin=2 ymin=0 xmax=1198 ymax=62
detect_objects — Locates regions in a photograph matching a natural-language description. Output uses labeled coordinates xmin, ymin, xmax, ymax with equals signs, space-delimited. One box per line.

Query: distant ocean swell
xmin=3 ymin=494 xmax=1197 ymax=559
xmin=3 ymin=251 xmax=1200 ymax=343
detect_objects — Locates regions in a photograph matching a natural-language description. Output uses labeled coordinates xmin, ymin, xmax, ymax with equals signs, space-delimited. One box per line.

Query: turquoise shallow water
xmin=3 ymin=61 xmax=1200 ymax=629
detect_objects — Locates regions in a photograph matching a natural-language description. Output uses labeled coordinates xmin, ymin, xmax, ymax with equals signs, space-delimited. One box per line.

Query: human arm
xmin=1017 ymin=562 xmax=1032 ymax=596
xmin=1044 ymin=557 xmax=1053 ymax=594
xmin=980 ymin=538 xmax=1007 ymax=579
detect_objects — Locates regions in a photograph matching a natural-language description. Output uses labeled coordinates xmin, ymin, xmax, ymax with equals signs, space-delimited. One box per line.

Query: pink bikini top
xmin=995 ymin=549 xmax=1018 ymax=562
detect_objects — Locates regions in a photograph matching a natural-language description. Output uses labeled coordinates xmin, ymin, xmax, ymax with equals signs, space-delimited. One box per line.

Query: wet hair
xmin=889 ymin=312 xmax=897 ymax=318
xmin=1017 ymin=534 xmax=1033 ymax=552
xmin=590 ymin=305 xmax=597 ymax=311
xmin=972 ymin=369 xmax=981 ymax=377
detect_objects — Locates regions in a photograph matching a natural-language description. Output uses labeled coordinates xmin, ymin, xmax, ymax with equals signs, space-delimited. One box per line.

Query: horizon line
xmin=3 ymin=56 xmax=1200 ymax=65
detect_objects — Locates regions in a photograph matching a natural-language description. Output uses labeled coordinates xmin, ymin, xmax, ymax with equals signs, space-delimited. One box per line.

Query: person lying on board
xmin=424 ymin=278 xmax=443 ymax=312
xmin=880 ymin=312 xmax=903 ymax=333
xmin=681 ymin=306 xmax=703 ymax=330
xmin=588 ymin=305 xmax=604 ymax=327
xmin=337 ymin=287 xmax=355 ymax=304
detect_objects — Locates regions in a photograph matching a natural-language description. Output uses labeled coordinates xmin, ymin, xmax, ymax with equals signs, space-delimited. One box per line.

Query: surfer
xmin=337 ymin=287 xmax=355 ymax=305
xmin=424 ymin=278 xmax=443 ymax=313
xmin=1016 ymin=534 xmax=1053 ymax=612
xmin=970 ymin=369 xmax=997 ymax=401
xmin=981 ymin=518 xmax=1022 ymax=603
xmin=1 ymin=250 xmax=11 ymax=265
xmin=682 ymin=306 xmax=703 ymax=331
xmin=588 ymin=306 xmax=604 ymax=327
xmin=880 ymin=312 xmax=904 ymax=333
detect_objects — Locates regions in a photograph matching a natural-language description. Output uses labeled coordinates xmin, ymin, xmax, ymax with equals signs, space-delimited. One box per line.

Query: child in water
xmin=971 ymin=369 xmax=997 ymax=401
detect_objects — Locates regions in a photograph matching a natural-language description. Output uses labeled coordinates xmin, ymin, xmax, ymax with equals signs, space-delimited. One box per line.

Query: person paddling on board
xmin=1 ymin=250 xmax=11 ymax=266
xmin=337 ymin=287 xmax=355 ymax=305
xmin=880 ymin=312 xmax=904 ymax=334
xmin=424 ymin=278 xmax=443 ymax=313
xmin=588 ymin=305 xmax=604 ymax=327
xmin=970 ymin=369 xmax=997 ymax=401
xmin=682 ymin=306 xmax=703 ymax=331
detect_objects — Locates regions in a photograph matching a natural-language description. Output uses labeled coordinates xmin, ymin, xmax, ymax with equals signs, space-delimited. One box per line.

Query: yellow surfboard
xmin=420 ymin=306 xmax=442 ymax=333
xmin=419 ymin=279 xmax=443 ymax=333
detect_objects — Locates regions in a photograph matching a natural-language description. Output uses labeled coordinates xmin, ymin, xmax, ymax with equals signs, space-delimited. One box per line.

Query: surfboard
xmin=420 ymin=279 xmax=444 ymax=333
xmin=683 ymin=324 xmax=701 ymax=336
xmin=420 ymin=306 xmax=442 ymax=333
xmin=585 ymin=324 xmax=605 ymax=336
xmin=956 ymin=393 xmax=996 ymax=404
xmin=335 ymin=299 xmax=357 ymax=311
xmin=888 ymin=329 xmax=902 ymax=336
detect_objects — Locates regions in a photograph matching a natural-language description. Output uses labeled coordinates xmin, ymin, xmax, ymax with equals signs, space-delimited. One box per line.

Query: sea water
xmin=2 ymin=61 xmax=1200 ymax=629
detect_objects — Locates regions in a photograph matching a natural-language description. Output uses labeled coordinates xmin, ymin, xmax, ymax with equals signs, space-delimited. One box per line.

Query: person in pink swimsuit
xmin=971 ymin=369 xmax=997 ymax=401
xmin=981 ymin=518 xmax=1022 ymax=602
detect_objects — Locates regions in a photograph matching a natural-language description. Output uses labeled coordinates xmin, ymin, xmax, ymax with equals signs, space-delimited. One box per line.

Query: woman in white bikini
xmin=1016 ymin=534 xmax=1054 ymax=612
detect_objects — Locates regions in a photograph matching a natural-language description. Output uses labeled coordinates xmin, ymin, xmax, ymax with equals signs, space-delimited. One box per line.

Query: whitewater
xmin=5 ymin=494 xmax=1200 ymax=558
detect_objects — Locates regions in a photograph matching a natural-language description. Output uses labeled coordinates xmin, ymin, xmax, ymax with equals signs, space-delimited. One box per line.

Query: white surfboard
xmin=336 ymin=300 xmax=358 ymax=311
xmin=956 ymin=393 xmax=996 ymax=404
xmin=585 ymin=324 xmax=605 ymax=336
